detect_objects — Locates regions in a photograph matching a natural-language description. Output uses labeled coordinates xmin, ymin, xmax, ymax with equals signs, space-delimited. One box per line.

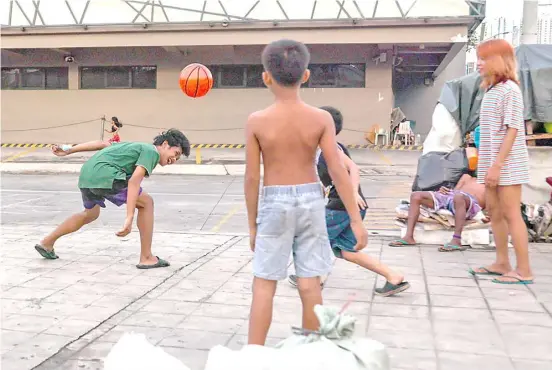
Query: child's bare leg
xmin=53 ymin=140 xmax=110 ymax=157
xmin=40 ymin=206 xmax=100 ymax=250
xmin=297 ymin=276 xmax=323 ymax=331
xmin=342 ymin=251 xmax=404 ymax=285
xmin=135 ymin=192 xmax=158 ymax=266
xmin=498 ymin=185 xmax=533 ymax=280
xmin=404 ymin=192 xmax=435 ymax=241
xmin=248 ymin=277 xmax=277 ymax=345
xmin=390 ymin=192 xmax=434 ymax=246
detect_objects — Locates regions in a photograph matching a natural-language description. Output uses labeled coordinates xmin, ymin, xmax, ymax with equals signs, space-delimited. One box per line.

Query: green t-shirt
xmin=78 ymin=142 xmax=160 ymax=189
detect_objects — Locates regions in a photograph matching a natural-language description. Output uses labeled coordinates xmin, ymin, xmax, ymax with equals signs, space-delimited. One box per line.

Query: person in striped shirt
xmin=469 ymin=39 xmax=533 ymax=284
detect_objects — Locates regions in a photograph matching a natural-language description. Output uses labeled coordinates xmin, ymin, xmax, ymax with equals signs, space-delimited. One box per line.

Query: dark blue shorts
xmin=326 ymin=208 xmax=367 ymax=258
xmin=80 ymin=180 xmax=142 ymax=209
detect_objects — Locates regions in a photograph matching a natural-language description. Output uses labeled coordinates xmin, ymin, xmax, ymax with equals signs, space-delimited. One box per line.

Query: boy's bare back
xmin=249 ymin=101 xmax=330 ymax=186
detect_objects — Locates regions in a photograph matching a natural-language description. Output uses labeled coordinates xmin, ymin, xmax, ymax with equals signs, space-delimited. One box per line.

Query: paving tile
xmin=192 ymin=303 xmax=250 ymax=319
xmin=1 ymin=314 xmax=60 ymax=333
xmin=139 ymin=300 xmax=200 ymax=315
xmin=438 ymin=352 xmax=514 ymax=370
xmin=372 ymin=292 xmax=428 ymax=306
xmin=500 ymin=324 xmax=552 ymax=361
xmin=386 ymin=348 xmax=437 ymax=370
xmin=159 ymin=329 xmax=233 ymax=350
xmin=56 ymin=359 xmax=104 ymax=370
xmin=493 ymin=310 xmax=552 ymax=327
xmin=367 ymin=329 xmax=435 ymax=350
xmin=120 ymin=312 xmax=187 ymax=328
xmin=177 ymin=315 xmax=246 ymax=334
xmin=370 ymin=303 xmax=429 ymax=318
xmin=44 ymin=318 xmax=100 ymax=338
xmin=369 ymin=316 xmax=432 ymax=332
xmin=431 ymin=307 xmax=492 ymax=322
xmin=486 ymin=297 xmax=545 ymax=313
xmin=430 ymin=294 xmax=488 ymax=309
xmin=512 ymin=358 xmax=552 ymax=370
xmin=72 ymin=341 xmax=114 ymax=361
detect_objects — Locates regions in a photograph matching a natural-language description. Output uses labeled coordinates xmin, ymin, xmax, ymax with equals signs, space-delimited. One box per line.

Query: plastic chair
xmin=393 ymin=121 xmax=413 ymax=145
xmin=375 ymin=128 xmax=388 ymax=146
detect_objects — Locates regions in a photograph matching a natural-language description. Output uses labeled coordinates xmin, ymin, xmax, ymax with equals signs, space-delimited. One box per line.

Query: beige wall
xmin=394 ymin=48 xmax=467 ymax=138
xmin=1 ymin=44 xmax=392 ymax=144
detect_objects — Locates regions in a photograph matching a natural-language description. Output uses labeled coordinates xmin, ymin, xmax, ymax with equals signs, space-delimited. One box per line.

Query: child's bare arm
xmin=319 ymin=116 xmax=362 ymax=224
xmin=341 ymin=152 xmax=366 ymax=209
xmin=116 ymin=166 xmax=145 ymax=237
xmin=244 ymin=115 xmax=262 ymax=250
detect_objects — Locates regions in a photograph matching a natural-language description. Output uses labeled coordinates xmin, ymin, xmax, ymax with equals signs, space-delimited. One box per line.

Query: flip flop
xmin=34 ymin=244 xmax=59 ymax=260
xmin=388 ymin=239 xmax=417 ymax=247
xmin=492 ymin=275 xmax=534 ymax=285
xmin=374 ymin=281 xmax=411 ymax=297
xmin=136 ymin=256 xmax=170 ymax=270
xmin=468 ymin=267 xmax=503 ymax=276
xmin=439 ymin=243 xmax=468 ymax=252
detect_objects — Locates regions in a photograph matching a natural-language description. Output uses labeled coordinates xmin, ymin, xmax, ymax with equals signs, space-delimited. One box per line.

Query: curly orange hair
xmin=477 ymin=39 xmax=519 ymax=89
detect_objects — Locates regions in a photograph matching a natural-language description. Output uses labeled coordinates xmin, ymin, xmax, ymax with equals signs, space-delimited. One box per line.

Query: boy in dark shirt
xmin=288 ymin=107 xmax=410 ymax=296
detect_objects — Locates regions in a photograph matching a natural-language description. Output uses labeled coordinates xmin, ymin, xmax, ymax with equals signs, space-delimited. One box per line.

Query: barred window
xmin=1 ymin=67 xmax=68 ymax=90
xmin=80 ymin=66 xmax=157 ymax=89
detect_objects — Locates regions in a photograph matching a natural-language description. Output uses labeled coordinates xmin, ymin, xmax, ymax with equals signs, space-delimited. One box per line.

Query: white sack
xmin=204 ymin=305 xmax=389 ymax=370
xmin=103 ymin=332 xmax=190 ymax=370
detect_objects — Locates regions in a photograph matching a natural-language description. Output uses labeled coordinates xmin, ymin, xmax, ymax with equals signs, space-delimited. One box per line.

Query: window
xmin=206 ymin=63 xmax=364 ymax=89
xmin=308 ymin=64 xmax=365 ymax=88
xmin=80 ymin=66 xmax=157 ymax=89
xmin=1 ymin=67 xmax=68 ymax=90
xmin=208 ymin=65 xmax=265 ymax=89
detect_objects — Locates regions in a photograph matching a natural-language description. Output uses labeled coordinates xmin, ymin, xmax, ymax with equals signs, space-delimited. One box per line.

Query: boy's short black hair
xmin=153 ymin=129 xmax=191 ymax=157
xmin=261 ymin=39 xmax=310 ymax=87
xmin=319 ymin=106 xmax=343 ymax=135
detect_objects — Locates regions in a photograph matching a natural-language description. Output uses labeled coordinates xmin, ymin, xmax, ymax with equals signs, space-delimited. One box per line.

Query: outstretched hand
xmin=116 ymin=217 xmax=133 ymax=237
xmin=351 ymin=220 xmax=368 ymax=251
xmin=51 ymin=145 xmax=68 ymax=157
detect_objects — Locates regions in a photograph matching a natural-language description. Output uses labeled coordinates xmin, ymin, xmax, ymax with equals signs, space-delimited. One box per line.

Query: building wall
xmin=1 ymin=45 xmax=393 ymax=144
xmin=394 ymin=49 xmax=467 ymax=138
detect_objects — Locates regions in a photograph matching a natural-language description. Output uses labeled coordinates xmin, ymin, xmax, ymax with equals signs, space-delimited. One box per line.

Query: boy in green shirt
xmin=34 ymin=129 xmax=190 ymax=269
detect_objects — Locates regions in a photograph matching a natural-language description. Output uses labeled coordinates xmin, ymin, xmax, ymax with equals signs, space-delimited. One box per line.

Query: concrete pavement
xmin=2 ymin=172 xmax=552 ymax=370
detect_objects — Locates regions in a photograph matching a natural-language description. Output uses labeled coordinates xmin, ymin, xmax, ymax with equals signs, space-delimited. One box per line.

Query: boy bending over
xmin=245 ymin=39 xmax=368 ymax=346
xmin=34 ymin=129 xmax=190 ymax=268
xmin=390 ymin=174 xmax=486 ymax=251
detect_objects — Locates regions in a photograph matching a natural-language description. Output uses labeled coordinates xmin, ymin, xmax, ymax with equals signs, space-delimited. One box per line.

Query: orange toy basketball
xmin=179 ymin=63 xmax=213 ymax=98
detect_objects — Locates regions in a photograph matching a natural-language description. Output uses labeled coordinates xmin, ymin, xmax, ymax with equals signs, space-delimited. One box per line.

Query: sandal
xmin=492 ymin=272 xmax=534 ymax=285
xmin=375 ymin=281 xmax=411 ymax=297
xmin=468 ymin=267 xmax=503 ymax=276
xmin=136 ymin=256 xmax=170 ymax=269
xmin=439 ymin=243 xmax=468 ymax=252
xmin=388 ymin=239 xmax=417 ymax=247
xmin=34 ymin=244 xmax=59 ymax=260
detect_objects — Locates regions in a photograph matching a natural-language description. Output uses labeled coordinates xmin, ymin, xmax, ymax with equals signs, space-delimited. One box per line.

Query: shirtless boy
xmin=245 ymin=39 xmax=368 ymax=346
xmin=390 ymin=174 xmax=486 ymax=251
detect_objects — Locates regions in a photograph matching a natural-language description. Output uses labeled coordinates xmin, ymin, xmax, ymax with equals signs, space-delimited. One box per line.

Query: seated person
xmin=390 ymin=174 xmax=487 ymax=251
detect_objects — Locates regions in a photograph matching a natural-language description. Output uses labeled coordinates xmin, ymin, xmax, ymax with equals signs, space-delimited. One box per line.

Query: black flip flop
xmin=34 ymin=244 xmax=59 ymax=260
xmin=375 ymin=281 xmax=411 ymax=297
xmin=136 ymin=256 xmax=170 ymax=270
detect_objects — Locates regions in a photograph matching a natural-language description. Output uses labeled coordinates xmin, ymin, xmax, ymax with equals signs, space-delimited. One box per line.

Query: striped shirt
xmin=477 ymin=80 xmax=529 ymax=186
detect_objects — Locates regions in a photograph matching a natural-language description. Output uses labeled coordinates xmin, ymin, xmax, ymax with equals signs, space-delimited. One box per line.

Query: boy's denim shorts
xmin=253 ymin=183 xmax=333 ymax=281
xmin=326 ymin=208 xmax=367 ymax=258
